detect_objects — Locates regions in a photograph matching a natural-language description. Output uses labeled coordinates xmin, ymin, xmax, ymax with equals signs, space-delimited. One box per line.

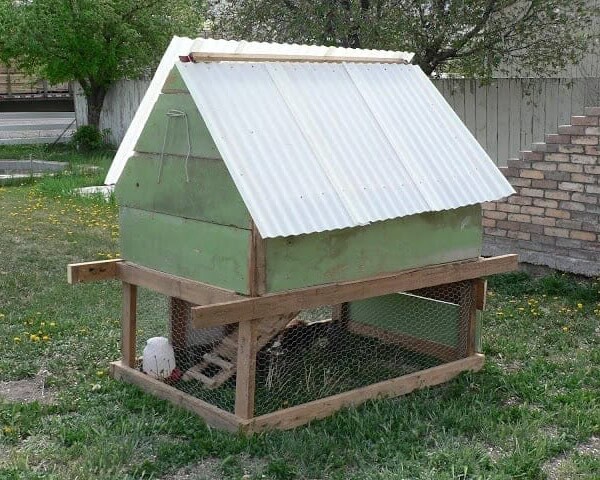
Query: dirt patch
xmin=542 ymin=436 xmax=599 ymax=480
xmin=161 ymin=455 xmax=267 ymax=480
xmin=0 ymin=375 xmax=55 ymax=404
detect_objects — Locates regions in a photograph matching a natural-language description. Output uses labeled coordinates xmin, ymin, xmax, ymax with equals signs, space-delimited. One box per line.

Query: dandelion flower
xmin=577 ymin=303 xmax=583 ymax=309
xmin=30 ymin=334 xmax=40 ymax=342
xmin=562 ymin=326 xmax=569 ymax=332
xmin=42 ymin=335 xmax=50 ymax=341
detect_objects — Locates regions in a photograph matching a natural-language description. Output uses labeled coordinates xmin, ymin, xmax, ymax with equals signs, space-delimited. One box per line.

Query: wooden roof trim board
xmin=188 ymin=52 xmax=410 ymax=64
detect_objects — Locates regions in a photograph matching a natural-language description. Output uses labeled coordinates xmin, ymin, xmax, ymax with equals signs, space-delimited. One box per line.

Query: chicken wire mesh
xmin=133 ymin=281 xmax=478 ymax=417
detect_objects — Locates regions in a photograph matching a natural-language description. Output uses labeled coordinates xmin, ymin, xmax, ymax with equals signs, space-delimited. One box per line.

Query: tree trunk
xmin=85 ymin=84 xmax=108 ymax=130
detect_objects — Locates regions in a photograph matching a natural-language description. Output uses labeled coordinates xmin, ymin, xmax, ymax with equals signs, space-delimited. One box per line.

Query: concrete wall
xmin=483 ymin=107 xmax=600 ymax=276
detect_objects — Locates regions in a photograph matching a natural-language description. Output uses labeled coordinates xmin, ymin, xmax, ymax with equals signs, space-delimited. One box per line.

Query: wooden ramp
xmin=182 ymin=312 xmax=298 ymax=388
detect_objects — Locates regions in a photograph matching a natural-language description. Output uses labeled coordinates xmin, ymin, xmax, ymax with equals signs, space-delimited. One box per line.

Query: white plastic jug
xmin=142 ymin=337 xmax=176 ymax=380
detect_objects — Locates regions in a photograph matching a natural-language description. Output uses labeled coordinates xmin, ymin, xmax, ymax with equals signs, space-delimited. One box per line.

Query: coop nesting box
xmin=69 ymin=37 xmax=517 ymax=433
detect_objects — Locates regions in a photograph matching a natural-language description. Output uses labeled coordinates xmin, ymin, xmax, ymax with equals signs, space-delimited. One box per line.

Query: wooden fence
xmin=74 ymin=77 xmax=600 ymax=166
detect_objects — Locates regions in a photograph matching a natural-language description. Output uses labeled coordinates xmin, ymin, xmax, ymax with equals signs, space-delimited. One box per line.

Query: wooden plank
xmin=497 ymin=79 xmax=510 ymax=167
xmin=532 ymin=80 xmax=546 ymax=144
xmin=265 ymin=205 xmax=482 ymax=292
xmin=474 ymin=80 xmax=488 ymax=151
xmin=191 ymin=255 xmax=519 ymax=328
xmin=110 ymin=361 xmax=244 ymax=433
xmin=119 ymin=207 xmax=251 ymax=294
xmin=248 ymin=222 xmax=266 ymax=296
xmin=558 ymin=78 xmax=573 ymax=126
xmin=453 ymin=80 xmax=465 ymax=123
xmin=122 ymin=282 xmax=137 ymax=368
xmin=347 ymin=321 xmax=460 ymax=362
xmin=235 ymin=319 xmax=258 ymax=419
xmin=67 ymin=259 xmax=121 ymax=284
xmin=508 ymin=79 xmax=522 ymax=163
xmin=190 ymin=52 xmax=408 ymax=64
xmin=115 ymin=153 xmax=251 ymax=229
xmin=463 ymin=281 xmax=478 ymax=357
xmin=169 ymin=297 xmax=190 ymax=350
xmin=520 ymin=79 xmax=534 ymax=150
xmin=486 ymin=81 xmax=499 ymax=164
xmin=475 ymin=279 xmax=487 ymax=311
xmin=545 ymin=79 xmax=559 ymax=137
xmin=244 ymin=354 xmax=485 ymax=433
xmin=464 ymin=80 xmax=477 ymax=136
xmin=116 ymin=262 xmax=243 ymax=305
xmin=571 ymin=79 xmax=586 ymax=116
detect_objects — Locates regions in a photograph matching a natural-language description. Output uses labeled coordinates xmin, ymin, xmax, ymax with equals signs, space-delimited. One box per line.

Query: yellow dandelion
xmin=30 ymin=334 xmax=40 ymax=342
xmin=96 ymin=370 xmax=105 ymax=377
xmin=49 ymin=322 xmax=56 ymax=327
xmin=2 ymin=426 xmax=13 ymax=434
xmin=577 ymin=303 xmax=583 ymax=309
xmin=42 ymin=335 xmax=50 ymax=341
xmin=562 ymin=326 xmax=569 ymax=332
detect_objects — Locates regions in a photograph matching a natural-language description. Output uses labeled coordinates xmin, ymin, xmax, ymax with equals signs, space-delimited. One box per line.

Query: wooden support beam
xmin=235 ymin=319 xmax=258 ymax=419
xmin=67 ymin=259 xmax=121 ymax=284
xmin=475 ymin=279 xmax=488 ymax=310
xmin=110 ymin=361 xmax=244 ymax=433
xmin=169 ymin=297 xmax=190 ymax=350
xmin=116 ymin=262 xmax=243 ymax=305
xmin=191 ymin=255 xmax=518 ymax=328
xmin=190 ymin=52 xmax=409 ymax=64
xmin=347 ymin=321 xmax=460 ymax=363
xmin=122 ymin=282 xmax=137 ymax=368
xmin=457 ymin=280 xmax=478 ymax=358
xmin=243 ymin=354 xmax=485 ymax=433
xmin=248 ymin=222 xmax=266 ymax=296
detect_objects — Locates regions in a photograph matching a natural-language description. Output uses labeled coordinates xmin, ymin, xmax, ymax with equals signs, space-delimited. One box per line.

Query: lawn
xmin=0 ymin=146 xmax=598 ymax=479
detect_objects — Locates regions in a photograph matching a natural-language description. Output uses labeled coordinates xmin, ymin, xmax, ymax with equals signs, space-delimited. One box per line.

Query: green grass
xmin=0 ymin=150 xmax=598 ymax=479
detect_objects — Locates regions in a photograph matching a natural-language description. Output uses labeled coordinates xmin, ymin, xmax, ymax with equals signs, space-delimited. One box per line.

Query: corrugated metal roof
xmin=105 ymin=36 xmax=194 ymax=185
xmin=105 ymin=38 xmax=413 ymax=185
xmin=189 ymin=38 xmax=414 ymax=63
xmin=177 ymin=61 xmax=514 ymax=239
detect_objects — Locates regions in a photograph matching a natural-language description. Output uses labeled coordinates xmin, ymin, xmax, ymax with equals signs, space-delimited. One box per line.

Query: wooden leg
xmin=169 ymin=297 xmax=189 ymax=350
xmin=122 ymin=282 xmax=137 ymax=368
xmin=458 ymin=280 xmax=478 ymax=357
xmin=235 ymin=319 xmax=258 ymax=419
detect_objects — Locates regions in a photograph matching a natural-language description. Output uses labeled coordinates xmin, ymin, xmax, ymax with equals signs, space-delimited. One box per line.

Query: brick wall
xmin=483 ymin=107 xmax=600 ymax=276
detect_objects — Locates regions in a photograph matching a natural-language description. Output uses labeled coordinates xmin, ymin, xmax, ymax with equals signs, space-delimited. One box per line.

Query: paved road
xmin=0 ymin=111 xmax=75 ymax=145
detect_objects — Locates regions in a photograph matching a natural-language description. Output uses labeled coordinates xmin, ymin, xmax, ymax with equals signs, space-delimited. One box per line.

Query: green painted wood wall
xmin=136 ymin=93 xmax=220 ymax=159
xmin=115 ymin=154 xmax=250 ymax=229
xmin=348 ymin=293 xmax=460 ymax=347
xmin=264 ymin=205 xmax=482 ymax=292
xmin=119 ymin=207 xmax=250 ymax=293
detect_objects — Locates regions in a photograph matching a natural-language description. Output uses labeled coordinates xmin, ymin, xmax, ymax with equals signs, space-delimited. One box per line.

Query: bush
xmin=71 ymin=125 xmax=110 ymax=151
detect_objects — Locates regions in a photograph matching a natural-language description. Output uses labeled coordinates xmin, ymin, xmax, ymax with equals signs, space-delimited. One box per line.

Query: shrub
xmin=71 ymin=125 xmax=110 ymax=151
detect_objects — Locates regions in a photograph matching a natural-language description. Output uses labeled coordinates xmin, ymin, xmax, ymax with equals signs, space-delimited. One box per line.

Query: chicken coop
xmin=68 ymin=38 xmax=517 ymax=433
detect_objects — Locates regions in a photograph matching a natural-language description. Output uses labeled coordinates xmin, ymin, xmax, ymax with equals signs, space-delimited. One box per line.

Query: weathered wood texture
xmin=119 ymin=207 xmax=251 ymax=293
xmin=243 ymin=354 xmax=485 ymax=433
xmin=110 ymin=361 xmax=243 ymax=432
xmin=67 ymin=259 xmax=121 ymax=284
xmin=115 ymin=154 xmax=251 ymax=229
xmin=191 ymin=255 xmax=518 ymax=328
xmin=121 ymin=282 xmax=137 ymax=368
xmin=77 ymin=77 xmax=600 ymax=164
xmin=265 ymin=205 xmax=482 ymax=292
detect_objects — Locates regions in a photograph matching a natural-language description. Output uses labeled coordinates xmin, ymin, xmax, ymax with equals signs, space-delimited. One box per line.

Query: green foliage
xmin=209 ymin=1 xmax=599 ymax=78
xmin=0 ymin=0 xmax=204 ymax=126
xmin=71 ymin=125 xmax=108 ymax=152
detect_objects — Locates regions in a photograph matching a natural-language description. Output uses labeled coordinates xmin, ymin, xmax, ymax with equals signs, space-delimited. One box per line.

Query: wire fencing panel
xmin=134 ymin=281 xmax=477 ymax=417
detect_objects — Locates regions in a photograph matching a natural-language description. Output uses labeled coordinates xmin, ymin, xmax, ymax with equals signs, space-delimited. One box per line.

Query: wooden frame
xmin=68 ymin=254 xmax=516 ymax=433
xmin=189 ymin=52 xmax=410 ymax=65
xmin=190 ymin=255 xmax=517 ymax=328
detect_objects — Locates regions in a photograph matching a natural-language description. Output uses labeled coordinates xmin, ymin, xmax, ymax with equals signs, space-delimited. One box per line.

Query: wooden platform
xmin=69 ymin=254 xmax=516 ymax=433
